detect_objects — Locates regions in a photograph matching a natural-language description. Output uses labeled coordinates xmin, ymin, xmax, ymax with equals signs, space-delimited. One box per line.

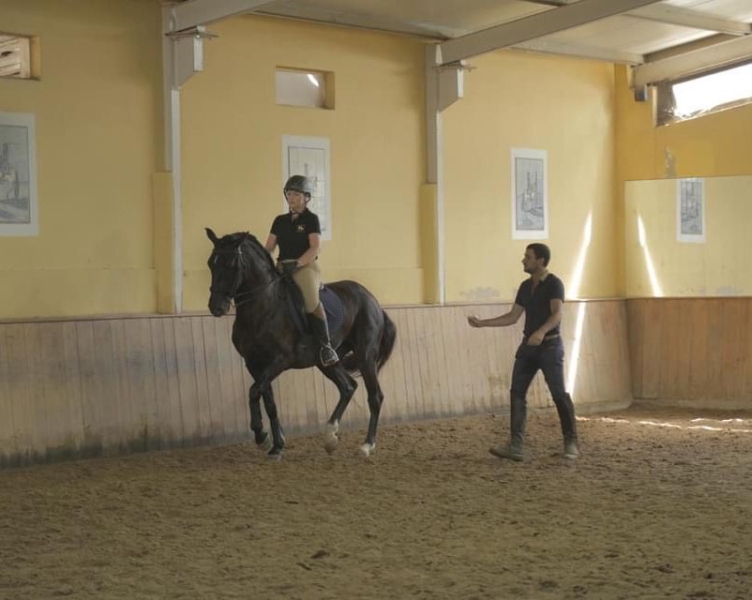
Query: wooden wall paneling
xmin=485 ymin=307 xmax=507 ymax=411
xmin=211 ymin=316 xmax=242 ymax=439
xmin=60 ymin=322 xmax=85 ymax=456
xmin=453 ymin=307 xmax=477 ymax=414
xmin=34 ymin=322 xmax=84 ymax=458
xmin=721 ymin=300 xmax=747 ymax=402
xmin=614 ymin=302 xmax=633 ymax=400
xmin=746 ymin=303 xmax=752 ymax=400
xmin=121 ymin=319 xmax=157 ymax=452
xmin=387 ymin=309 xmax=406 ymax=419
xmin=576 ymin=302 xmax=609 ymax=402
xmin=686 ymin=300 xmax=709 ymax=400
xmin=656 ymin=299 xmax=682 ymax=399
xmin=0 ymin=325 xmax=20 ymax=460
xmin=189 ymin=317 xmax=213 ymax=443
xmin=640 ymin=299 xmax=662 ymax=398
xmin=444 ymin=306 xmax=469 ymax=416
xmin=199 ymin=316 xmax=228 ymax=441
xmin=76 ymin=321 xmax=110 ymax=454
xmin=409 ymin=308 xmax=435 ymax=418
xmin=400 ymin=309 xmax=423 ymax=421
xmin=159 ymin=316 xmax=188 ymax=446
xmin=109 ymin=319 xmax=136 ymax=451
xmin=5 ymin=324 xmax=37 ymax=460
xmin=172 ymin=318 xmax=200 ymax=443
xmin=23 ymin=324 xmax=52 ymax=459
xmin=428 ymin=307 xmax=452 ymax=417
xmin=148 ymin=319 xmax=177 ymax=448
xmin=705 ymin=299 xmax=726 ymax=400
xmin=625 ymin=301 xmax=644 ymax=398
xmin=386 ymin=310 xmax=412 ymax=422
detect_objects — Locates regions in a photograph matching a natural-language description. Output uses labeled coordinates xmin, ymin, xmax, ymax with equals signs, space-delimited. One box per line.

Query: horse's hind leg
xmin=317 ymin=365 xmax=358 ymax=454
xmin=360 ymin=361 xmax=384 ymax=457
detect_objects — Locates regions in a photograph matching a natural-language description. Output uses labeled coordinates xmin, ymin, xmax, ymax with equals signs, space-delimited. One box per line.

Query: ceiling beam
xmin=627 ymin=4 xmax=752 ymax=36
xmin=166 ymin=0 xmax=276 ymax=33
xmin=633 ymin=34 xmax=752 ymax=87
xmin=437 ymin=0 xmax=663 ymax=65
xmin=513 ymin=39 xmax=643 ymax=65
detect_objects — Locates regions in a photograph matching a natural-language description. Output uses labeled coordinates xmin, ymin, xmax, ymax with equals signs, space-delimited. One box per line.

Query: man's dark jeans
xmin=511 ymin=336 xmax=566 ymax=399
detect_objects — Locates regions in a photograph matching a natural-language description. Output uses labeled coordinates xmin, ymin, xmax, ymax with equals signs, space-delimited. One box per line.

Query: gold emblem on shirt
xmin=296 ymin=224 xmax=306 ymax=233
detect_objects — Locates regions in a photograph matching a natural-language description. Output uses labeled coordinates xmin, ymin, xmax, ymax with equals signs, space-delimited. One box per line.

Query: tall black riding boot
xmin=489 ymin=394 xmax=526 ymax=461
xmin=554 ymin=393 xmax=579 ymax=459
xmin=311 ymin=315 xmax=339 ymax=367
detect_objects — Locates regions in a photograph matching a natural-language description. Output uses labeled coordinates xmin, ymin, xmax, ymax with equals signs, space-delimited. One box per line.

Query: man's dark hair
xmin=526 ymin=243 xmax=551 ymax=267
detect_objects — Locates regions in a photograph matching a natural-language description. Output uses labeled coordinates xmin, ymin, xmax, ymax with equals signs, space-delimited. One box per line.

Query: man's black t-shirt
xmin=270 ymin=209 xmax=321 ymax=261
xmin=514 ymin=273 xmax=565 ymax=337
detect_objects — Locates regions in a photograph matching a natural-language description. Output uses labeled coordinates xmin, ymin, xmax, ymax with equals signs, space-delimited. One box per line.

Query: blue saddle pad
xmin=283 ymin=279 xmax=344 ymax=337
xmin=320 ymin=286 xmax=344 ymax=334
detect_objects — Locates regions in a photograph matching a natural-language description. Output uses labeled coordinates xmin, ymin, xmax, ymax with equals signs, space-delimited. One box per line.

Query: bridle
xmin=209 ymin=242 xmax=280 ymax=307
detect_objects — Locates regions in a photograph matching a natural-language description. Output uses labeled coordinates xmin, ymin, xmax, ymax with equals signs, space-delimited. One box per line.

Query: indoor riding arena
xmin=2 ymin=1 xmax=752 ymax=599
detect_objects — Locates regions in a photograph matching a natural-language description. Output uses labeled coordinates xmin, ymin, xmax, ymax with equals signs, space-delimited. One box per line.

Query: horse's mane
xmin=218 ymin=231 xmax=277 ymax=274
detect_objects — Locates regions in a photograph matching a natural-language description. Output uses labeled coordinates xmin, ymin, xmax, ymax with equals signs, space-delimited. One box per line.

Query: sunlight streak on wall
xmin=568 ymin=212 xmax=592 ymax=300
xmin=637 ymin=215 xmax=664 ymax=297
xmin=566 ymin=302 xmax=587 ymax=398
xmin=564 ymin=213 xmax=592 ymax=398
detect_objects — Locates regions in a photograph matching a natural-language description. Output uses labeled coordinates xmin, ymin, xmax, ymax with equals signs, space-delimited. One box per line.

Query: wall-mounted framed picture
xmin=281 ymin=135 xmax=331 ymax=241
xmin=511 ymin=147 xmax=547 ymax=240
xmin=677 ymin=177 xmax=704 ymax=243
xmin=0 ymin=111 xmax=38 ymax=236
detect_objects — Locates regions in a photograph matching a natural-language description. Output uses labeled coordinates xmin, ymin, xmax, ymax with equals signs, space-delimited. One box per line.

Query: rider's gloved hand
xmin=277 ymin=260 xmax=300 ymax=276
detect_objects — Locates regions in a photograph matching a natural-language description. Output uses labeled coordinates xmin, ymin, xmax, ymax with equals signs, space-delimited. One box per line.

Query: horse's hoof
xmin=267 ymin=449 xmax=283 ymax=462
xmin=257 ymin=433 xmax=273 ymax=452
xmin=323 ymin=435 xmax=339 ymax=454
xmin=358 ymin=443 xmax=375 ymax=457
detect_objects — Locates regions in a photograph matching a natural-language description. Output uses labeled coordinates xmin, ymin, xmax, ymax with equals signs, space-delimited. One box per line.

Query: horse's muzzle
xmin=208 ymin=296 xmax=231 ymax=317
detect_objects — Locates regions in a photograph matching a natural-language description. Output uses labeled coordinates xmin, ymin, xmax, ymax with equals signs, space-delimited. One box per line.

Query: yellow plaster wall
xmin=180 ymin=16 xmax=425 ymax=310
xmin=625 ymin=176 xmax=752 ymax=297
xmin=614 ymin=65 xmax=752 ymax=296
xmin=0 ymin=0 xmax=162 ymax=318
xmin=443 ymin=51 xmax=618 ymax=302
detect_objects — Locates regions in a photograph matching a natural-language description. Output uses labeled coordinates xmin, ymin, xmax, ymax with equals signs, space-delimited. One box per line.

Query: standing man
xmin=468 ymin=243 xmax=579 ymax=461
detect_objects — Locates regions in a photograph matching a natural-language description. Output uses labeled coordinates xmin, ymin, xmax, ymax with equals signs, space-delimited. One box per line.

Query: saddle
xmin=280 ymin=275 xmax=344 ymax=338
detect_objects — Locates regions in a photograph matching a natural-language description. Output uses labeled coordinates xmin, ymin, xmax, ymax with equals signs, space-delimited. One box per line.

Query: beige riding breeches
xmin=291 ymin=260 xmax=321 ymax=313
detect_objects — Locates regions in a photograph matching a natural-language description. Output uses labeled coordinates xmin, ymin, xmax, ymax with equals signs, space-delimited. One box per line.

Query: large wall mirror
xmin=625 ymin=175 xmax=752 ymax=297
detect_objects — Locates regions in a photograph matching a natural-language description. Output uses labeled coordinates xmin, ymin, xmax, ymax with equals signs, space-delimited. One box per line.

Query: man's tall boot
xmin=554 ymin=393 xmax=579 ymax=459
xmin=489 ymin=394 xmax=526 ymax=461
xmin=310 ymin=314 xmax=339 ymax=367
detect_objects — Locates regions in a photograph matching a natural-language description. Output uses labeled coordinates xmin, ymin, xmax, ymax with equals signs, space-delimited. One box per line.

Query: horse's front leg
xmin=248 ymin=358 xmax=290 ymax=460
xmin=248 ymin=385 xmax=272 ymax=452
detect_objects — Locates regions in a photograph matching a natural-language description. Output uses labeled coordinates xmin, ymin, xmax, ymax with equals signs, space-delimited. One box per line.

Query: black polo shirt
xmin=514 ymin=273 xmax=565 ymax=337
xmin=270 ymin=209 xmax=321 ymax=261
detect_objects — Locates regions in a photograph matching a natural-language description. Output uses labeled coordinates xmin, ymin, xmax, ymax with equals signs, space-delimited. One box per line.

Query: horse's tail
xmin=376 ymin=310 xmax=397 ymax=373
xmin=340 ymin=309 xmax=396 ymax=375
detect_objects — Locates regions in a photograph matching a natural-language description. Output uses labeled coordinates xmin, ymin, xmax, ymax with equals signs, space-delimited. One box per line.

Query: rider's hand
xmin=278 ymin=260 xmax=300 ymax=276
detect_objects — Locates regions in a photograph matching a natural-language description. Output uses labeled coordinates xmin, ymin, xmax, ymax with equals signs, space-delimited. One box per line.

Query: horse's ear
xmin=206 ymin=227 xmax=219 ymax=246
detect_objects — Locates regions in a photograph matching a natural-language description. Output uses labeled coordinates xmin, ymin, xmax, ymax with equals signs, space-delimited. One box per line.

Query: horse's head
xmin=205 ymin=228 xmax=275 ymax=316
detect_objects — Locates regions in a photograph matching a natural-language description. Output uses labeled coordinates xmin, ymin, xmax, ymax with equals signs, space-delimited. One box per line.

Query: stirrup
xmin=320 ymin=345 xmax=339 ymax=366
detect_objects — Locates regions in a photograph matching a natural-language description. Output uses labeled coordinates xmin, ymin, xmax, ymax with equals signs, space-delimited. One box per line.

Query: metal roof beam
xmin=166 ymin=0 xmax=276 ymax=33
xmin=513 ymin=39 xmax=643 ymax=65
xmin=627 ymin=4 xmax=752 ymax=36
xmin=633 ymin=34 xmax=752 ymax=87
xmin=437 ymin=0 xmax=663 ymax=65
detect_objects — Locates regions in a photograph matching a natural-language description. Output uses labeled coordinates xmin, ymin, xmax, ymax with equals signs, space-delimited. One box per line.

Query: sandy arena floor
xmin=1 ymin=403 xmax=751 ymax=600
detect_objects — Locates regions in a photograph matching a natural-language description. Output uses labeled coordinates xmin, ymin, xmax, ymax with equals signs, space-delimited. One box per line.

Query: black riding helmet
xmin=283 ymin=175 xmax=314 ymax=197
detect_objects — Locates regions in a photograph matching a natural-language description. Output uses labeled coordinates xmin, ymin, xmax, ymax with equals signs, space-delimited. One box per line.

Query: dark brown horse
xmin=206 ymin=228 xmax=396 ymax=459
